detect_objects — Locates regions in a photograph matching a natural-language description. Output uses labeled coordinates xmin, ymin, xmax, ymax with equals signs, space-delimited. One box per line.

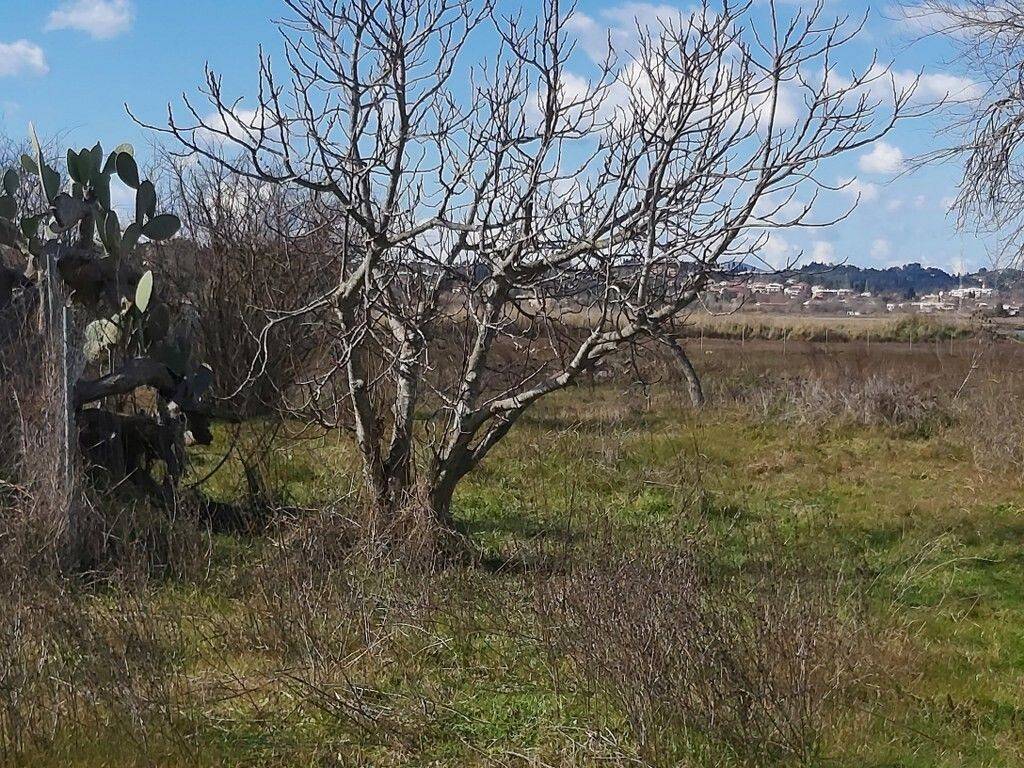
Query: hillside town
xmin=704 ymin=270 xmax=1024 ymax=317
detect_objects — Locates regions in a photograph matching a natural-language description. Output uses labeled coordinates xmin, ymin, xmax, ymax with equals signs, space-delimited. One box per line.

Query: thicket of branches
xmin=134 ymin=0 xmax=918 ymax=525
xmin=903 ymin=0 xmax=1024 ymax=258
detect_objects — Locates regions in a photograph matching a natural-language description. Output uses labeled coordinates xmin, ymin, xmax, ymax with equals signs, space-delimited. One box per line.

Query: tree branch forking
xmin=152 ymin=0 xmax=916 ymax=520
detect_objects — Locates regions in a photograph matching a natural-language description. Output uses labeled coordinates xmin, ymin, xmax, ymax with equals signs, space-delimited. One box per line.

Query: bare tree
xmin=159 ymin=152 xmax=338 ymax=417
xmin=900 ymin=0 xmax=1024 ymax=258
xmin=142 ymin=0 xmax=918 ymax=524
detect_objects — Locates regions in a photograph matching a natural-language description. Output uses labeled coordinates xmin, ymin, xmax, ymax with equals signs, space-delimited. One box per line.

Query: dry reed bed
xmin=680 ymin=312 xmax=974 ymax=343
xmin=688 ymin=337 xmax=1024 ymax=470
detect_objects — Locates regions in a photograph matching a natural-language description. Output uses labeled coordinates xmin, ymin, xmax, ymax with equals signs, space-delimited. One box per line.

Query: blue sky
xmin=0 ymin=0 xmax=997 ymax=272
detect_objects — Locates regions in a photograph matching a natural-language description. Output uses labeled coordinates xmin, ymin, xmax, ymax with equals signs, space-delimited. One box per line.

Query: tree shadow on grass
xmin=455 ymin=509 xmax=582 ymax=575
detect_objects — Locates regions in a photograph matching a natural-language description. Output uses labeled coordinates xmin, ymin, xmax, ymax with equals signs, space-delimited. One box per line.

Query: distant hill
xmin=717 ymin=259 xmax=767 ymax=275
xmin=782 ymin=262 xmax=982 ymax=298
xmin=969 ymin=267 xmax=1024 ymax=290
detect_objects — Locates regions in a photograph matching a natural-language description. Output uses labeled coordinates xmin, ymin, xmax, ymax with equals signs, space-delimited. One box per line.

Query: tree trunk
xmin=384 ymin=323 xmax=422 ymax=500
xmin=339 ymin=306 xmax=389 ymax=514
xmin=44 ymin=245 xmax=83 ymax=564
xmin=665 ymin=336 xmax=704 ymax=408
xmin=426 ymin=469 xmax=460 ymax=528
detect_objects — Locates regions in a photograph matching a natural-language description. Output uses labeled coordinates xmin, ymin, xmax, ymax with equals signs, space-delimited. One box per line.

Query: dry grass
xmin=536 ymin=540 xmax=877 ymax=766
xmin=681 ymin=311 xmax=973 ymax=343
xmin=3 ymin=331 xmax=1024 ymax=765
xmin=735 ymin=372 xmax=953 ymax=436
xmin=0 ymin=287 xmax=73 ymax=560
xmin=0 ymin=462 xmax=892 ymax=768
xmin=684 ymin=335 xmax=1024 ymax=474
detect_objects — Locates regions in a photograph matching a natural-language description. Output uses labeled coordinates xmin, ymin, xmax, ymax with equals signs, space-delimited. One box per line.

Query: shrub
xmin=536 ymin=542 xmax=874 ymax=766
xmin=738 ymin=372 xmax=953 ymax=437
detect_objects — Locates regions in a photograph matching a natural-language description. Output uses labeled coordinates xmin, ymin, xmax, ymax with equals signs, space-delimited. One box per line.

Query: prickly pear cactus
xmin=0 ymin=124 xmax=213 ymax=506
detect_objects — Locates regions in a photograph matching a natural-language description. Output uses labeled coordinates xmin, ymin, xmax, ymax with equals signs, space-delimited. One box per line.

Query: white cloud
xmin=568 ymin=3 xmax=826 ymax=137
xmin=838 ymin=176 xmax=879 ymax=203
xmin=566 ymin=11 xmax=608 ymax=59
xmin=832 ymin=63 xmax=981 ymax=107
xmin=525 ymin=71 xmax=602 ymax=131
xmin=886 ymin=198 xmax=904 ymax=213
xmin=880 ymin=65 xmax=981 ymax=103
xmin=569 ymin=3 xmax=696 ymax=62
xmin=197 ymin=108 xmax=280 ymax=145
xmin=914 ymin=72 xmax=982 ymax=102
xmin=46 ymin=0 xmax=133 ymax=40
xmin=858 ymin=141 xmax=904 ymax=174
xmin=870 ymin=238 xmax=891 ymax=259
xmin=750 ymin=83 xmax=800 ymax=131
xmin=601 ymin=2 xmax=690 ymax=27
xmin=753 ymin=190 xmax=809 ymax=224
xmin=894 ymin=3 xmax=958 ymax=34
xmin=0 ymin=41 xmax=48 ymax=77
xmin=893 ymin=2 xmax=999 ymax=42
xmin=110 ymin=179 xmax=136 ymax=219
xmin=811 ymin=240 xmax=835 ymax=262
xmin=759 ymin=233 xmax=803 ymax=268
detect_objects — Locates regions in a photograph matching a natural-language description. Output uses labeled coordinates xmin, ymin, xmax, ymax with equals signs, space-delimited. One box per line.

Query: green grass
xmin=452 ymin=392 xmax=1024 ymax=766
xmin=13 ymin=373 xmax=1024 ymax=766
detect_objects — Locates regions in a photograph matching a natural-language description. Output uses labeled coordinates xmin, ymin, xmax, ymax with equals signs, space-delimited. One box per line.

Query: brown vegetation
xmin=5 ymin=327 xmax=1024 ymax=765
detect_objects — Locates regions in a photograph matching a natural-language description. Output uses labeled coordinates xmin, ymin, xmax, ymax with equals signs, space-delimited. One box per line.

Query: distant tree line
xmin=783 ymin=262 xmax=1001 ymax=298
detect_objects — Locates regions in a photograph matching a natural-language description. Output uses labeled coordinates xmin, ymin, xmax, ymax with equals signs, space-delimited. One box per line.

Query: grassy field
xmin=5 ymin=337 xmax=1024 ymax=766
xmin=681 ymin=310 xmax=977 ymax=343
